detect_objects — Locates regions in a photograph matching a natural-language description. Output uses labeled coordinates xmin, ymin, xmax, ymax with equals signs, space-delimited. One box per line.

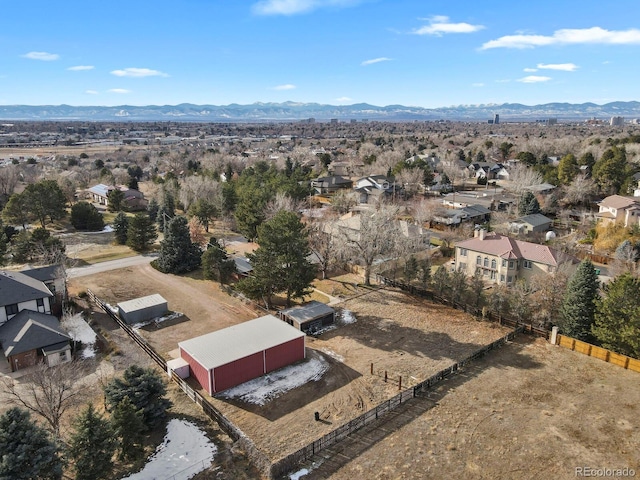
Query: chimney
xmin=474 ymin=228 xmax=479 ymax=238
xmin=479 ymin=228 xmax=486 ymax=241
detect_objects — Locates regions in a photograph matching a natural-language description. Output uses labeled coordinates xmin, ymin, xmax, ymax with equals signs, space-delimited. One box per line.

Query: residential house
xmin=354 ymin=175 xmax=397 ymax=204
xmin=0 ymin=310 xmax=71 ymax=372
xmin=454 ymin=229 xmax=573 ymax=285
xmin=596 ymin=195 xmax=640 ymax=227
xmin=0 ymin=271 xmax=53 ymax=325
xmin=311 ymin=176 xmax=353 ymax=195
xmin=21 ymin=265 xmax=66 ymax=314
xmin=88 ymin=184 xmax=148 ymax=211
xmin=509 ymin=213 xmax=553 ymax=234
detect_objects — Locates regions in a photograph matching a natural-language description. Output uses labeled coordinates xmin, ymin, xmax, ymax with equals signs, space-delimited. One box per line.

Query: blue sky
xmin=2 ymin=0 xmax=640 ymax=107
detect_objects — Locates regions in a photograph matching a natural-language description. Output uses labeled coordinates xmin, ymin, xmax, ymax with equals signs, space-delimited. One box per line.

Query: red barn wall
xmin=213 ymin=351 xmax=264 ymax=393
xmin=180 ymin=347 xmax=212 ymax=395
xmin=265 ymin=337 xmax=305 ymax=373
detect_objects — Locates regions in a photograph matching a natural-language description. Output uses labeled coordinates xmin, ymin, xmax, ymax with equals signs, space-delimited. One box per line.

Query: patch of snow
xmin=311 ymin=324 xmax=336 ymax=336
xmin=102 ymin=225 xmax=114 ymax=233
xmin=338 ymin=309 xmax=356 ymax=324
xmin=61 ymin=313 xmax=97 ymax=359
xmin=104 ymin=303 xmax=119 ymax=314
xmin=321 ymin=348 xmax=344 ymax=362
xmin=290 ymin=468 xmax=309 ymax=479
xmin=131 ymin=311 xmax=183 ymax=330
xmin=123 ymin=419 xmax=217 ymax=480
xmin=218 ymin=354 xmax=329 ymax=406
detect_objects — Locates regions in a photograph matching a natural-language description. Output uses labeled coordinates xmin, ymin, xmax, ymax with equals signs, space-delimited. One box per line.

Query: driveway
xmin=67 ymin=254 xmax=157 ymax=278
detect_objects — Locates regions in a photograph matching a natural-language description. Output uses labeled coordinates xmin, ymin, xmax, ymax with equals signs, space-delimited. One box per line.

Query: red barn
xmin=178 ymin=315 xmax=306 ymax=395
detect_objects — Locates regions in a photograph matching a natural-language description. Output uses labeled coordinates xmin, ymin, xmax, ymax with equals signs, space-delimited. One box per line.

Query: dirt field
xmin=72 ymin=267 xmax=512 ymax=466
xmin=299 ymin=336 xmax=640 ymax=480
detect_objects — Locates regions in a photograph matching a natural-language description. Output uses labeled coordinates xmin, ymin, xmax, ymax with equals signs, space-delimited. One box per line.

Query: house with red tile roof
xmin=454 ymin=229 xmax=575 ymax=285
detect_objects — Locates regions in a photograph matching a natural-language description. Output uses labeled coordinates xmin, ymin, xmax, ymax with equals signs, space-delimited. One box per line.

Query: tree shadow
xmin=139 ymin=314 xmax=190 ymax=331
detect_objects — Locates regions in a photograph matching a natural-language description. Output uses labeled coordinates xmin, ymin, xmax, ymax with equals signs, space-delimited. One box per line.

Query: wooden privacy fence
xmin=556 ymin=334 xmax=640 ymax=373
xmin=270 ymin=326 xmax=522 ymax=478
xmin=86 ymin=290 xmax=273 ymax=477
xmin=377 ymin=275 xmax=550 ymax=339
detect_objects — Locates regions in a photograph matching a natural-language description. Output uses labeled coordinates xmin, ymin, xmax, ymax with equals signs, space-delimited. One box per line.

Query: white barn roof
xmin=117 ymin=294 xmax=167 ymax=313
xmin=179 ymin=315 xmax=305 ymax=370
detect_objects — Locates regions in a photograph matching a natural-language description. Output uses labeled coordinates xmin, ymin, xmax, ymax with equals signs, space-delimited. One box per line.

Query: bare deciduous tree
xmin=0 ymin=165 xmax=19 ymax=197
xmin=562 ymin=173 xmax=597 ymax=207
xmin=528 ymin=262 xmax=572 ymax=328
xmin=507 ymin=163 xmax=543 ymax=197
xmin=411 ymin=197 xmax=442 ymax=228
xmin=179 ymin=176 xmax=221 ymax=212
xmin=264 ymin=191 xmax=303 ymax=220
xmin=2 ymin=360 xmax=87 ymax=438
xmin=308 ymin=215 xmax=340 ymax=279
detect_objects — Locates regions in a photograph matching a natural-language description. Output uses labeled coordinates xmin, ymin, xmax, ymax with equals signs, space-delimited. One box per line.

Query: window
xmin=507 ymin=276 xmax=513 ymax=284
xmin=490 ymin=271 xmax=496 ymax=280
xmin=460 ymin=248 xmax=468 ymax=257
xmin=523 ymin=260 xmax=532 ymax=269
xmin=459 ymin=262 xmax=466 ymax=271
xmin=509 ymin=261 xmax=514 ymax=269
xmin=483 ymin=269 xmax=489 ymax=276
xmin=476 ymin=256 xmax=481 ymax=265
xmin=502 ymin=259 xmax=507 ymax=268
xmin=5 ymin=304 xmax=18 ymax=317
xmin=59 ymin=351 xmax=68 ymax=361
xmin=491 ymin=259 xmax=497 ymax=269
xmin=484 ymin=257 xmax=489 ymax=267
xmin=36 ymin=298 xmax=44 ymax=307
xmin=500 ymin=274 xmax=505 ymax=282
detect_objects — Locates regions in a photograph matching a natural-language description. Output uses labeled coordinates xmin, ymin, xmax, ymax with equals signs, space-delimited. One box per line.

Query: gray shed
xmin=117 ymin=294 xmax=168 ymax=325
xmin=279 ymin=301 xmax=335 ymax=334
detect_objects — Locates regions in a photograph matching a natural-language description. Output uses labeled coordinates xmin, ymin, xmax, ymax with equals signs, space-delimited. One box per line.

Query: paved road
xmin=67 ymin=254 xmax=158 ymax=278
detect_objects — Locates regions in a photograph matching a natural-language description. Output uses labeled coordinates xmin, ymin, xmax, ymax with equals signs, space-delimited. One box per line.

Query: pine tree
xmin=202 ymin=238 xmax=236 ymax=283
xmin=112 ymin=212 xmax=129 ymax=245
xmin=559 ymin=259 xmax=599 ymax=341
xmin=155 ymin=216 xmax=202 ymax=274
xmin=432 ymin=265 xmax=450 ymax=297
xmin=0 ymin=408 xmax=62 ymax=480
xmin=111 ymin=397 xmax=145 ymax=461
xmin=70 ymin=201 xmax=105 ymax=231
xmin=67 ymin=404 xmax=116 ymax=480
xmin=126 ymin=213 xmax=157 ymax=252
xmin=592 ymin=273 xmax=640 ymax=358
xmin=237 ymin=210 xmax=316 ymax=308
xmin=104 ymin=365 xmax=172 ymax=430
xmin=419 ymin=258 xmax=431 ymax=288
xmin=518 ymin=191 xmax=541 ymax=216
xmin=403 ymin=255 xmax=419 ymax=282
xmin=107 ymin=188 xmax=125 ymax=212
xmin=147 ymin=197 xmax=159 ymax=221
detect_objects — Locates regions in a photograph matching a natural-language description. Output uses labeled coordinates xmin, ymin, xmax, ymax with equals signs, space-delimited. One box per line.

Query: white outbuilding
xmin=117 ymin=294 xmax=168 ymax=325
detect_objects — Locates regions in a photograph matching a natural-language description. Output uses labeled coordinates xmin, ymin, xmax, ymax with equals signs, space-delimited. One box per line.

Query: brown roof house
xmin=88 ymin=183 xmax=148 ymax=211
xmin=454 ymin=229 xmax=574 ymax=285
xmin=596 ymin=195 xmax=640 ymax=227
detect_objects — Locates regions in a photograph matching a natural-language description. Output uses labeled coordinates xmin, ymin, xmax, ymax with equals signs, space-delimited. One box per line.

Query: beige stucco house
xmin=454 ymin=229 xmax=573 ymax=285
xmin=596 ymin=195 xmax=640 ymax=227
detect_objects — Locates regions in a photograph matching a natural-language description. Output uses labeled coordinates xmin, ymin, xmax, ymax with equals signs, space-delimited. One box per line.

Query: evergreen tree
xmin=403 ymin=255 xmax=419 ymax=282
xmin=111 ymin=397 xmax=145 ymax=462
xmin=0 ymin=408 xmax=62 ymax=480
xmin=202 ymin=238 xmax=236 ymax=284
xmin=592 ymin=146 xmax=628 ymax=195
xmin=70 ymin=201 xmax=105 ymax=231
xmin=419 ymin=258 xmax=431 ymax=288
xmin=107 ymin=188 xmax=125 ymax=212
xmin=2 ymin=193 xmax=32 ymax=229
xmin=557 ymin=153 xmax=579 ymax=184
xmin=518 ymin=191 xmax=541 ymax=216
xmin=188 ymin=199 xmax=218 ymax=233
xmin=432 ymin=265 xmax=450 ymax=297
xmin=147 ymin=197 xmax=159 ymax=221
xmin=559 ymin=259 xmax=599 ymax=341
xmin=112 ymin=212 xmax=129 ymax=245
xmin=592 ymin=273 xmax=640 ymax=358
xmin=155 ymin=216 xmax=202 ymax=274
xmin=237 ymin=210 xmax=316 ymax=308
xmin=104 ymin=365 xmax=172 ymax=430
xmin=67 ymin=404 xmax=116 ymax=480
xmin=156 ymin=205 xmax=174 ymax=232
xmin=23 ymin=180 xmax=67 ymax=227
xmin=126 ymin=213 xmax=157 ymax=252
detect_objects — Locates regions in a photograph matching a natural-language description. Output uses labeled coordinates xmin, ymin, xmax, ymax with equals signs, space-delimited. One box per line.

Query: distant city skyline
xmin=2 ymin=0 xmax=640 ymax=108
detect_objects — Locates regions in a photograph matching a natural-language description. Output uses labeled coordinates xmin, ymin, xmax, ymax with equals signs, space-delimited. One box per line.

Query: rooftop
xmin=457 ymin=232 xmax=566 ymax=266
xmin=0 ymin=310 xmax=70 ymax=356
xmin=280 ymin=301 xmax=334 ymax=324
xmin=0 ymin=271 xmax=52 ymax=307
xmin=117 ymin=294 xmax=167 ymax=313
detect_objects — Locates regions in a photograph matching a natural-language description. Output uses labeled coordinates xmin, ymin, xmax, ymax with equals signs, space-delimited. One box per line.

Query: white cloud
xmin=536 ymin=62 xmax=579 ymax=71
xmin=361 ymin=57 xmax=391 ymax=66
xmin=471 ymin=83 xmax=485 ymax=87
xmin=22 ymin=51 xmax=59 ymax=61
xmin=517 ymin=75 xmax=552 ymax=83
xmin=482 ymin=27 xmax=640 ymax=49
xmin=108 ymin=88 xmax=131 ymax=93
xmin=523 ymin=67 xmax=538 ymax=72
xmin=413 ymin=15 xmax=484 ymax=36
xmin=335 ymin=96 xmax=353 ymax=102
xmin=252 ymin=0 xmax=360 ymax=16
xmin=68 ymin=65 xmax=95 ymax=71
xmin=85 ymin=90 xmax=99 ymax=95
xmin=110 ymin=68 xmax=168 ymax=78
xmin=273 ymin=84 xmax=296 ymax=90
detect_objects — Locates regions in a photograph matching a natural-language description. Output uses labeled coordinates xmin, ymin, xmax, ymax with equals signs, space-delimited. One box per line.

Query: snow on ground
xmin=61 ymin=313 xmax=97 ymax=358
xmin=131 ymin=311 xmax=183 ymax=330
xmin=123 ymin=419 xmax=217 ymax=480
xmin=338 ymin=309 xmax=357 ymax=324
xmin=321 ymin=348 xmax=344 ymax=362
xmin=290 ymin=468 xmax=310 ymax=479
xmin=218 ymin=354 xmax=329 ymax=406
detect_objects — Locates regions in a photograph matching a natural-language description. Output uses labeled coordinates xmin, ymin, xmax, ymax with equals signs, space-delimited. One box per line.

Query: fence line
xmin=270 ymin=326 xmax=522 ymax=478
xmin=556 ymin=334 xmax=640 ymax=373
xmin=86 ymin=289 xmax=273 ymax=478
xmin=376 ymin=275 xmax=550 ymax=339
